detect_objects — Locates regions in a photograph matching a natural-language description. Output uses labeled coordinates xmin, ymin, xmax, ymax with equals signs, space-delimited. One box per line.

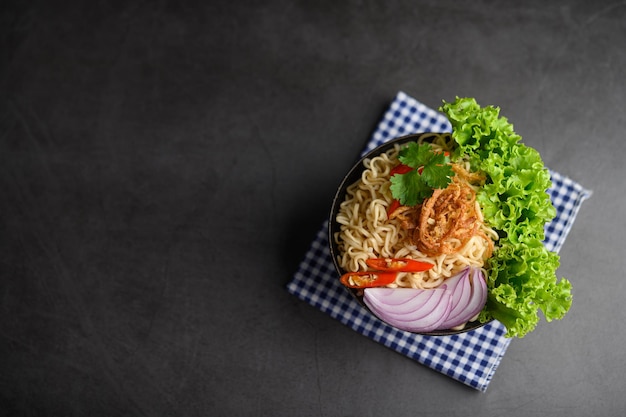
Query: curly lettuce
xmin=440 ymin=97 xmax=572 ymax=338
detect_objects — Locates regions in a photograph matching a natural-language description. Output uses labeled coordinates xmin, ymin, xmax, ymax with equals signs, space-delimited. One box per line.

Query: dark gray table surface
xmin=1 ymin=1 xmax=624 ymax=416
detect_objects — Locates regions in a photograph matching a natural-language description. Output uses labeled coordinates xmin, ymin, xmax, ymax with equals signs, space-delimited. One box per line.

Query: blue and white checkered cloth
xmin=286 ymin=91 xmax=592 ymax=391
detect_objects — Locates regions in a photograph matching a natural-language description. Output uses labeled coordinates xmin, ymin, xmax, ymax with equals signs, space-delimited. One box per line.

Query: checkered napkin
xmin=286 ymin=91 xmax=592 ymax=391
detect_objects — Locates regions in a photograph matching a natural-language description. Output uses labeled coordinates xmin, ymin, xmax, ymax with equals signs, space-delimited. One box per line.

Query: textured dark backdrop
xmin=1 ymin=1 xmax=624 ymax=416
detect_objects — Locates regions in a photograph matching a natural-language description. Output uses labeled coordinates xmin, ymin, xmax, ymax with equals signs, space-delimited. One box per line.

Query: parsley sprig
xmin=389 ymin=143 xmax=454 ymax=206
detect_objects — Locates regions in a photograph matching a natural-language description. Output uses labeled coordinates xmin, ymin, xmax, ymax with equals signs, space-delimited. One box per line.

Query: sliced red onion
xmin=437 ymin=267 xmax=487 ymax=330
xmin=361 ymin=267 xmax=488 ymax=333
xmin=440 ymin=268 xmax=472 ymax=320
xmin=365 ymin=287 xmax=440 ymax=317
xmin=363 ymin=287 xmax=453 ymax=332
xmin=436 ymin=268 xmax=471 ymax=328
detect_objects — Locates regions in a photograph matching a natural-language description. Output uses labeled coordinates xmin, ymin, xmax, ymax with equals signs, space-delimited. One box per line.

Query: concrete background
xmin=1 ymin=1 xmax=624 ymax=416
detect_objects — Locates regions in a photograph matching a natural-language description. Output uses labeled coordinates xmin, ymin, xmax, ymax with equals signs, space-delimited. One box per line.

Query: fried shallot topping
xmin=389 ymin=163 xmax=493 ymax=257
xmin=414 ymin=178 xmax=480 ymax=255
xmin=388 ymin=205 xmax=420 ymax=230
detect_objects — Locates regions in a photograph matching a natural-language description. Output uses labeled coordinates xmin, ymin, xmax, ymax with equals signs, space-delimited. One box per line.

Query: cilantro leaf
xmin=421 ymin=154 xmax=454 ymax=189
xmin=390 ymin=169 xmax=432 ymax=206
xmin=398 ymin=142 xmax=434 ymax=168
xmin=390 ymin=143 xmax=454 ymax=206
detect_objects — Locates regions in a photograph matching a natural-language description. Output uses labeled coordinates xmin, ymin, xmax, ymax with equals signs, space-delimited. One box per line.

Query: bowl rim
xmin=328 ymin=133 xmax=491 ymax=336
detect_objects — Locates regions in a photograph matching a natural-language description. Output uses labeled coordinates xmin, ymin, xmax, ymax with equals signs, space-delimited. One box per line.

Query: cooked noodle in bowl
xmin=329 ymin=133 xmax=496 ymax=335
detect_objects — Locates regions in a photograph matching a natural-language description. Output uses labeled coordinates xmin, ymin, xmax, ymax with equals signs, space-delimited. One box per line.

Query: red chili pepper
xmin=389 ymin=163 xmax=413 ymax=177
xmin=390 ymin=163 xmax=425 ymax=176
xmin=340 ymin=271 xmax=397 ymax=288
xmin=387 ymin=199 xmax=402 ymax=218
xmin=365 ymin=258 xmax=435 ymax=272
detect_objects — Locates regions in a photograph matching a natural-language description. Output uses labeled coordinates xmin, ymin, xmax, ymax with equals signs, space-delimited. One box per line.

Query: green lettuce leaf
xmin=440 ymin=97 xmax=571 ymax=338
xmin=480 ymin=239 xmax=571 ymax=337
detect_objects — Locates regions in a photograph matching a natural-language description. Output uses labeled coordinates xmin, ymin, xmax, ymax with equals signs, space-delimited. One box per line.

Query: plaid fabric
xmin=286 ymin=91 xmax=592 ymax=391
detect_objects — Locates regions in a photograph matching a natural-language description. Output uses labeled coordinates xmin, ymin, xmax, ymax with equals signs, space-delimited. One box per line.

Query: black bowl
xmin=328 ymin=133 xmax=490 ymax=336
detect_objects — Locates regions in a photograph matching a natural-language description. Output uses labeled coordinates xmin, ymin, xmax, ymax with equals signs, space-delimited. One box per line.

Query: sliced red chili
xmin=365 ymin=258 xmax=435 ymax=272
xmin=340 ymin=271 xmax=397 ymax=288
xmin=386 ymin=199 xmax=402 ymax=218
xmin=389 ymin=163 xmax=413 ymax=177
